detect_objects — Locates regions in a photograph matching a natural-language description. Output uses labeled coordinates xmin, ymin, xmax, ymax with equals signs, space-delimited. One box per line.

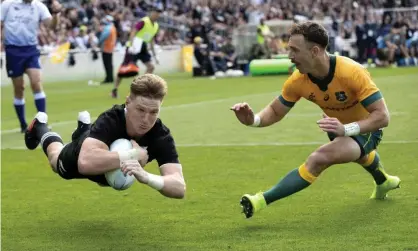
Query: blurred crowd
xmin=3 ymin=0 xmax=416 ymax=68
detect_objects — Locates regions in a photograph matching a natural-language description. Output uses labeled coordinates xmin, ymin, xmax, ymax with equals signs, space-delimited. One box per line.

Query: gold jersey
xmin=279 ymin=55 xmax=382 ymax=124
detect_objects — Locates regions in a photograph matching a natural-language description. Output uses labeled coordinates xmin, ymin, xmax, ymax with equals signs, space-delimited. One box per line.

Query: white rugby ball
xmin=105 ymin=139 xmax=136 ymax=190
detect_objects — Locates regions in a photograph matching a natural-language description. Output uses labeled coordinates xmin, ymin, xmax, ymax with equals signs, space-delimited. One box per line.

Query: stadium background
xmin=1 ymin=0 xmax=418 ymax=250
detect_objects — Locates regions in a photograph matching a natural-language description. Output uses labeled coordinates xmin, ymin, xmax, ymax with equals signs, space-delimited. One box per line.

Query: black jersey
xmin=89 ymin=104 xmax=179 ymax=166
xmin=56 ymin=104 xmax=179 ymax=185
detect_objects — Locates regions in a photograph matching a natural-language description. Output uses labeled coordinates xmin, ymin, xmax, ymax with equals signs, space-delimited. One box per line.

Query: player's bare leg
xmin=26 ymin=111 xmax=92 ymax=173
xmin=46 ymin=142 xmax=64 ymax=173
xmin=241 ymin=137 xmax=366 ymax=218
xmin=112 ymin=75 xmax=122 ymax=98
xmin=12 ymin=76 xmax=27 ymax=132
xmin=26 ymin=68 xmax=47 ymax=114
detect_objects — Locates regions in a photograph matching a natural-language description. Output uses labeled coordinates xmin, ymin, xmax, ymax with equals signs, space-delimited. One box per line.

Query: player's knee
xmin=356 ymin=154 xmax=369 ymax=165
xmin=306 ymin=150 xmax=333 ymax=172
xmin=13 ymin=81 xmax=25 ymax=95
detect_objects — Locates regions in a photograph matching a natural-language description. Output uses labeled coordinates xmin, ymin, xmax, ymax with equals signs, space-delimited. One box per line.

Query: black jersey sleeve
xmin=147 ymin=122 xmax=179 ymax=166
xmin=88 ymin=106 xmax=127 ymax=147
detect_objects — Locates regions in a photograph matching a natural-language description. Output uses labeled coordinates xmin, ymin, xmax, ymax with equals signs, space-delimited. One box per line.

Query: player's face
xmin=288 ymin=35 xmax=316 ymax=74
xmin=125 ymin=95 xmax=161 ymax=137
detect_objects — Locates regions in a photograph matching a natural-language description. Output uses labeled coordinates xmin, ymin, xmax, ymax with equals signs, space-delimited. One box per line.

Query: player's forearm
xmin=257 ymin=104 xmax=286 ymax=127
xmin=144 ymin=172 xmax=185 ymax=199
xmin=356 ymin=110 xmax=390 ymax=133
xmin=78 ymin=149 xmax=121 ymax=175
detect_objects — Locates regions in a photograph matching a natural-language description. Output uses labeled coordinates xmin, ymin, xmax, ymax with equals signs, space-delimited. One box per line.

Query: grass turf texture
xmin=1 ymin=67 xmax=418 ymax=250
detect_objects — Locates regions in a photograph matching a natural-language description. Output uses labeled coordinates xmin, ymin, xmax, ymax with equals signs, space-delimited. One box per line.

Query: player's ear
xmin=311 ymin=45 xmax=320 ymax=57
xmin=126 ymin=95 xmax=131 ymax=107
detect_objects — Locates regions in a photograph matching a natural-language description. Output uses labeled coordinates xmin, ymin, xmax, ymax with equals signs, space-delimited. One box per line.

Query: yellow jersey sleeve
xmin=352 ymin=68 xmax=382 ymax=108
xmin=279 ymin=72 xmax=302 ymax=108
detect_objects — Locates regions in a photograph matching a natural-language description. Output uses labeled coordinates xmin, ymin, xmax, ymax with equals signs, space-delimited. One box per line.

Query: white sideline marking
xmin=0 ymin=91 xmax=278 ymax=135
xmin=0 ymin=85 xmax=409 ymax=135
xmin=2 ymin=140 xmax=418 ymax=150
xmin=1 ymin=111 xmax=407 ymax=135
xmin=1 ymin=110 xmax=407 ymax=135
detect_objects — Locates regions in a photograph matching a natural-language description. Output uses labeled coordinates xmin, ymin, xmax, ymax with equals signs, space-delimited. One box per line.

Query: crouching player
xmin=231 ymin=22 xmax=400 ymax=218
xmin=24 ymin=74 xmax=186 ymax=199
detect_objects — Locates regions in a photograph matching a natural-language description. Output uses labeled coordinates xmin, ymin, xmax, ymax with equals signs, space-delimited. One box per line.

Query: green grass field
xmin=1 ymin=68 xmax=418 ymax=251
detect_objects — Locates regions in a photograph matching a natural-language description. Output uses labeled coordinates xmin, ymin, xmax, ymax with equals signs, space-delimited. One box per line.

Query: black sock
xmin=35 ymin=123 xmax=50 ymax=140
xmin=40 ymin=132 xmax=63 ymax=156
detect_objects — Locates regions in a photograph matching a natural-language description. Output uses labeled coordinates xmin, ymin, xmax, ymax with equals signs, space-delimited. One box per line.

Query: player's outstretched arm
xmin=78 ymin=137 xmax=127 ymax=175
xmin=121 ymin=161 xmax=186 ymax=199
xmin=231 ymin=98 xmax=292 ymax=127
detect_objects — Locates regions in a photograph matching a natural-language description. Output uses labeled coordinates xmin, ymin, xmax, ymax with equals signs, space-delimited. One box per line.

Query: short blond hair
xmin=130 ymin=74 xmax=167 ymax=100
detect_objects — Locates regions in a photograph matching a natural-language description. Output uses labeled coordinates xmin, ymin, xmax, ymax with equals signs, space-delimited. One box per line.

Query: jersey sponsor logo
xmin=320 ymin=100 xmax=359 ymax=111
xmin=308 ymin=92 xmax=316 ymax=102
xmin=335 ymin=91 xmax=348 ymax=102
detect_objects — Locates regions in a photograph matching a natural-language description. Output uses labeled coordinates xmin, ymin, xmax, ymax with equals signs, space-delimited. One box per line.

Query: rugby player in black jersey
xmin=24 ymin=74 xmax=185 ymax=199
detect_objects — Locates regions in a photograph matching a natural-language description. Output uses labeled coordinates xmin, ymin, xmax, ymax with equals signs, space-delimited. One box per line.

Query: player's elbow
xmin=78 ymin=154 xmax=94 ymax=175
xmin=380 ymin=110 xmax=390 ymax=128
xmin=174 ymin=182 xmax=186 ymax=199
xmin=169 ymin=180 xmax=186 ymax=199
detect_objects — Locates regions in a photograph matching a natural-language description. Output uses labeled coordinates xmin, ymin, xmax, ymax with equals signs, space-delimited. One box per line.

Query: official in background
xmin=98 ymin=15 xmax=117 ymax=84
xmin=1 ymin=0 xmax=61 ymax=132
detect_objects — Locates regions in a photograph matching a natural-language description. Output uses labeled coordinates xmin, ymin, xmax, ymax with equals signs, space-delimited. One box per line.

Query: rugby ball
xmin=105 ymin=139 xmax=136 ymax=190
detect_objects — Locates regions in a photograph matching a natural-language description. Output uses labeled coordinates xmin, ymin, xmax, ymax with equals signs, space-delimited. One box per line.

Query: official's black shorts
xmin=56 ymin=132 xmax=110 ymax=186
xmin=135 ymin=42 xmax=152 ymax=64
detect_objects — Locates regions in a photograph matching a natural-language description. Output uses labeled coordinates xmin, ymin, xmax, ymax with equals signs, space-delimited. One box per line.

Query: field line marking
xmin=2 ymin=140 xmax=417 ymax=150
xmin=1 ymin=110 xmax=408 ymax=135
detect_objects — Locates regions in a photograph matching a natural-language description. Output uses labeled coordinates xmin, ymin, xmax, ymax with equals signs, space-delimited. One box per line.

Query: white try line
xmin=0 ymin=91 xmax=279 ymax=134
xmin=0 ymin=110 xmax=408 ymax=135
xmin=0 ymin=85 xmax=410 ymax=135
xmin=2 ymin=140 xmax=418 ymax=150
xmin=1 ymin=109 xmax=408 ymax=135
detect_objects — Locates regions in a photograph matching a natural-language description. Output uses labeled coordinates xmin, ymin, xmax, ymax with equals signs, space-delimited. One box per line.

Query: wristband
xmin=249 ymin=114 xmax=261 ymax=127
xmin=118 ymin=148 xmax=140 ymax=162
xmin=147 ymin=173 xmax=164 ymax=191
xmin=344 ymin=122 xmax=360 ymax=136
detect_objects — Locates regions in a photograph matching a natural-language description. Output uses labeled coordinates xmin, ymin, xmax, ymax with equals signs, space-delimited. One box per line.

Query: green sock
xmin=362 ymin=151 xmax=387 ymax=185
xmin=263 ymin=163 xmax=316 ymax=205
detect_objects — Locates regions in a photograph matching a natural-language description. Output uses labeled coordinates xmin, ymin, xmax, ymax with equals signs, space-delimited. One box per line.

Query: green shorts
xmin=328 ymin=130 xmax=383 ymax=158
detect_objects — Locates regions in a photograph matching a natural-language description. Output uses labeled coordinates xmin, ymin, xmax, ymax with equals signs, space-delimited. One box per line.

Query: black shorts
xmin=135 ymin=42 xmax=152 ymax=64
xmin=117 ymin=43 xmax=151 ymax=78
xmin=56 ymin=132 xmax=110 ymax=186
